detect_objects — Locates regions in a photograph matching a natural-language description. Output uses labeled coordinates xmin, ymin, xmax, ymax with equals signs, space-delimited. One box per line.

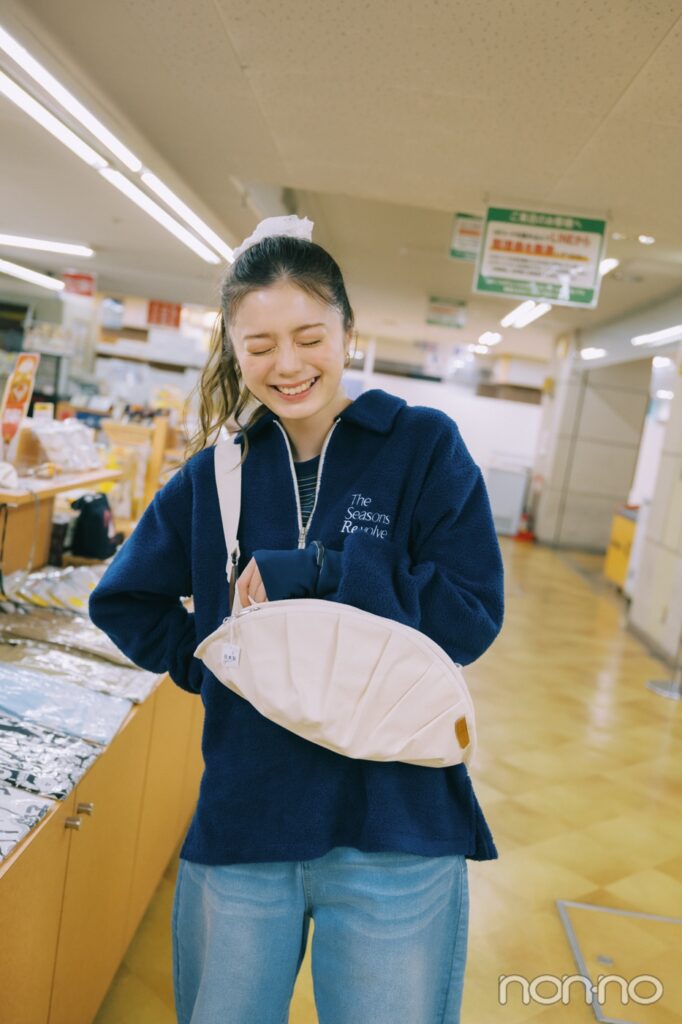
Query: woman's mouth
xmin=270 ymin=376 xmax=320 ymax=399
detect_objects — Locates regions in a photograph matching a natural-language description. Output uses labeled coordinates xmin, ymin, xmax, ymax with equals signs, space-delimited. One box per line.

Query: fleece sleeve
xmin=252 ymin=540 xmax=342 ymax=601
xmin=328 ymin=420 xmax=504 ymax=666
xmin=87 ymin=479 xmax=203 ymax=695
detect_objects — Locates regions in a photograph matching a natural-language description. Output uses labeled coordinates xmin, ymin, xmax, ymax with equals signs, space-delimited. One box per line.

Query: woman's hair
xmin=184 ymin=236 xmax=355 ymax=462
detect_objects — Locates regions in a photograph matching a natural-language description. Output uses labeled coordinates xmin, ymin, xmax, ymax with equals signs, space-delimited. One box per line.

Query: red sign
xmin=62 ymin=272 xmax=96 ymax=296
xmin=1 ymin=352 xmax=40 ymax=445
xmin=147 ymin=300 xmax=182 ymax=328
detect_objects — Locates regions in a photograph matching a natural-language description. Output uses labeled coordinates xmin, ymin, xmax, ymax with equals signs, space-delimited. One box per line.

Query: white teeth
xmin=275 ymin=378 xmax=316 ymax=395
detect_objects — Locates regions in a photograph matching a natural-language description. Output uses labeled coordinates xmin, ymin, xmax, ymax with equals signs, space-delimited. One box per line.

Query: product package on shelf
xmin=0 ymin=783 xmax=54 ymax=861
xmin=0 ymin=639 xmax=157 ymax=703
xmin=14 ymin=417 xmax=101 ymax=473
xmin=0 ymin=606 xmax=135 ymax=667
xmin=0 ymin=712 xmax=101 ymax=800
xmin=2 ymin=564 xmax=105 ymax=614
xmin=0 ymin=665 xmax=132 ymax=745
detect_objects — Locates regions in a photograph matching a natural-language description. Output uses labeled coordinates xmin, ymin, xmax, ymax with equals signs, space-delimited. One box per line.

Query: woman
xmin=89 ymin=216 xmax=505 ymax=1024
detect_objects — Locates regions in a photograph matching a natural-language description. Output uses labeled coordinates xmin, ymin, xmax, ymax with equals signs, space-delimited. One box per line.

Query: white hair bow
xmin=232 ymin=215 xmax=314 ymax=261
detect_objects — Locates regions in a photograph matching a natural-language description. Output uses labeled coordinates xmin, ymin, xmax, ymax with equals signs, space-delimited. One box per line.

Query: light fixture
xmin=141 ymin=172 xmax=233 ymax=262
xmin=599 ymin=258 xmax=619 ymax=276
xmin=653 ymin=356 xmax=673 ymax=368
xmin=0 ymin=233 xmax=94 ymax=257
xmin=513 ymin=301 xmax=552 ymax=328
xmin=500 ymin=300 xmax=551 ymax=329
xmin=0 ymin=70 xmax=107 ymax=169
xmin=611 ymin=232 xmax=626 ymax=241
xmin=580 ymin=347 xmax=607 ymax=360
xmin=0 ymin=257 xmax=65 ymax=291
xmin=99 ymin=169 xmax=221 ymax=264
xmin=501 ymin=301 xmax=534 ymax=328
xmin=478 ymin=331 xmax=502 ymax=346
xmin=468 ymin=344 xmax=489 ymax=355
xmin=631 ymin=325 xmax=682 ymax=347
xmin=656 ymin=390 xmax=674 ymax=400
xmin=638 ymin=234 xmax=655 ymax=245
xmin=0 ymin=24 xmax=141 ymax=172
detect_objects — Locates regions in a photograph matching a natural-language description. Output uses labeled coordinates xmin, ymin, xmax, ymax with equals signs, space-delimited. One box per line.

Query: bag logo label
xmin=221 ymin=643 xmax=241 ymax=667
xmin=340 ymin=492 xmax=392 ymax=540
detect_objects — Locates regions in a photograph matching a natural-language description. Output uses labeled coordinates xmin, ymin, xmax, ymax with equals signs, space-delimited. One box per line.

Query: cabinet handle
xmin=77 ymin=802 xmax=95 ymax=816
xmin=65 ymin=817 xmax=82 ymax=830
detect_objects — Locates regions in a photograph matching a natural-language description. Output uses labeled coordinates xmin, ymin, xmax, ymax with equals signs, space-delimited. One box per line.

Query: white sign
xmin=474 ymin=207 xmax=607 ymax=308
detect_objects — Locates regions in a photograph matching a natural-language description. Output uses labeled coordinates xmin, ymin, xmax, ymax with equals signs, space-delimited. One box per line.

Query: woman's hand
xmin=236 ymin=557 xmax=268 ymax=606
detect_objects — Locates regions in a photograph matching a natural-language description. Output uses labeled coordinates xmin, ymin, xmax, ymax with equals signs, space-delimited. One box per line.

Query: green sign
xmin=449 ymin=212 xmax=483 ymax=262
xmin=474 ymin=206 xmax=608 ymax=308
xmin=426 ymin=296 xmax=467 ymax=328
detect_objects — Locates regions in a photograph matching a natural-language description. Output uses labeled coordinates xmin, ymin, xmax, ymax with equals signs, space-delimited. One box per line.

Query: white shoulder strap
xmin=214 ymin=432 xmax=242 ymax=585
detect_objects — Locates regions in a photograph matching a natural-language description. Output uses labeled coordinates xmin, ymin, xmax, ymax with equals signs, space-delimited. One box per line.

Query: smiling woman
xmin=88 ymin=217 xmax=504 ymax=1024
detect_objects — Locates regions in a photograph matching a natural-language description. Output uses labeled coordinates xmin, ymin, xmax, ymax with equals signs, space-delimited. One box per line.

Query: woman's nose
xmin=274 ymin=342 xmax=305 ymax=374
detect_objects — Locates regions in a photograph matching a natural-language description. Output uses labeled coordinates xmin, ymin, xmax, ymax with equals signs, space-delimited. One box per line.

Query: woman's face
xmin=229 ymin=280 xmax=351 ymax=420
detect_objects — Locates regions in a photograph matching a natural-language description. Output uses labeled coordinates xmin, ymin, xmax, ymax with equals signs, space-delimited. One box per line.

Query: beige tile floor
xmin=94 ymin=537 xmax=682 ymax=1023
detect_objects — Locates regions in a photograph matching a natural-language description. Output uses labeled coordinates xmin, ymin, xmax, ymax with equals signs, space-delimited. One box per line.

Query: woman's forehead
xmin=233 ymin=281 xmax=332 ymax=333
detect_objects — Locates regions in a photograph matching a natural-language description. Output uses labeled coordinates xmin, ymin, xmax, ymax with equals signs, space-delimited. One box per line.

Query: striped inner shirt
xmin=294 ymin=455 xmax=320 ymax=528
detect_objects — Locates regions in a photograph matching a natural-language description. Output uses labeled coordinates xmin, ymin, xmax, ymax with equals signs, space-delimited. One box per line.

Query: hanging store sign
xmin=426 ymin=296 xmax=467 ymax=328
xmin=474 ymin=207 xmax=607 ymax=308
xmin=1 ymin=352 xmax=40 ymax=446
xmin=449 ymin=213 xmax=483 ymax=262
xmin=62 ymin=272 xmax=96 ymax=296
xmin=147 ymin=300 xmax=182 ymax=328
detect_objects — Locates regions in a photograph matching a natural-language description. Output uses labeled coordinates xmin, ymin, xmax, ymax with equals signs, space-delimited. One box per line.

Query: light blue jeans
xmin=171 ymin=846 xmax=469 ymax=1024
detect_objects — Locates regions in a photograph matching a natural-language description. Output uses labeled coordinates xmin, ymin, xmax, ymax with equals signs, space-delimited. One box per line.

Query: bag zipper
xmin=274 ymin=417 xmax=341 ymax=549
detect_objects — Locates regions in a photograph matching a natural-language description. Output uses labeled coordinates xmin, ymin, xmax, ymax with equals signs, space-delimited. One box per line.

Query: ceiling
xmin=2 ymin=0 xmax=682 ymax=362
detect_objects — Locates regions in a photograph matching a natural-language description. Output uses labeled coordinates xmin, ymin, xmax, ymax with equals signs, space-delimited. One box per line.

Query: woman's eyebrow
xmin=243 ymin=322 xmax=326 ymax=341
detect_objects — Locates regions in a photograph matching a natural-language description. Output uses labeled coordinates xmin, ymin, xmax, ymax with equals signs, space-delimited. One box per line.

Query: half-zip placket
xmin=274 ymin=417 xmax=341 ymax=549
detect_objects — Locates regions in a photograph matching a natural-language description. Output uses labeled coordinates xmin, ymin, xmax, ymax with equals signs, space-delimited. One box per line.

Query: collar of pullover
xmin=233 ymin=388 xmax=406 ymax=443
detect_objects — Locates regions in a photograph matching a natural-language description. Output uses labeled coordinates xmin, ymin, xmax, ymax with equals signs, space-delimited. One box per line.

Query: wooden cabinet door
xmin=0 ymin=792 xmax=75 ymax=1024
xmin=123 ymin=677 xmax=197 ymax=948
xmin=47 ymin=700 xmax=153 ymax=1024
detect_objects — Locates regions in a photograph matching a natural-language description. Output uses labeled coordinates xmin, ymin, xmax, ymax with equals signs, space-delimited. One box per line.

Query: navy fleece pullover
xmin=88 ymin=388 xmax=504 ymax=864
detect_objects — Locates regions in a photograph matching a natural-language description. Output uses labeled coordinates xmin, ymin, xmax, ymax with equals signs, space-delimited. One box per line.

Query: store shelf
xmin=0 ymin=468 xmax=122 ymax=507
xmin=96 ymin=345 xmax=203 ymax=371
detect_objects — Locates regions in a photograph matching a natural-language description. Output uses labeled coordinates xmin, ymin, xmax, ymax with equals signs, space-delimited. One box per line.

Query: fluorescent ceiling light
xmin=638 ymin=234 xmax=655 ymax=245
xmin=501 ymin=300 xmax=535 ymax=328
xmin=468 ymin=344 xmax=489 ymax=354
xmin=611 ymin=232 xmax=626 ymax=240
xmin=599 ymin=258 xmax=619 ymax=276
xmin=500 ymin=300 xmax=551 ymax=328
xmin=656 ymin=389 xmax=674 ymax=400
xmin=515 ymin=301 xmax=551 ymax=327
xmin=653 ymin=356 xmax=672 ymax=368
xmin=631 ymin=324 xmax=682 ymax=347
xmin=0 ymin=233 xmax=93 ymax=257
xmin=0 ymin=256 xmax=65 ymax=291
xmin=580 ymin=347 xmax=607 ymax=360
xmin=99 ymin=169 xmax=220 ymax=264
xmin=141 ymin=172 xmax=233 ymax=262
xmin=0 ymin=69 xmax=107 ymax=169
xmin=0 ymin=25 xmax=141 ymax=172
xmin=479 ymin=331 xmax=502 ymax=346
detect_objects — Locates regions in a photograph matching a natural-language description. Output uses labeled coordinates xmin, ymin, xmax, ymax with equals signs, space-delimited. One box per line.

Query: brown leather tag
xmin=454 ymin=716 xmax=470 ymax=749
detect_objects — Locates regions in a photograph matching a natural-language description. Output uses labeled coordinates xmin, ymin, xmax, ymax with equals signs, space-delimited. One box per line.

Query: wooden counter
xmin=0 ymin=468 xmax=122 ymax=576
xmin=0 ymin=673 xmax=204 ymax=1024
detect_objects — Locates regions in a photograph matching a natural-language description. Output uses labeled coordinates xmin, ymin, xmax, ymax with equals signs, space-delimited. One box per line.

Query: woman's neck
xmin=280 ymin=389 xmax=353 ymax=462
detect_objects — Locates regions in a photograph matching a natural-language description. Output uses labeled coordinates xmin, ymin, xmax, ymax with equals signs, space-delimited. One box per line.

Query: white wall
xmin=348 ymin=370 xmax=543 ymax=471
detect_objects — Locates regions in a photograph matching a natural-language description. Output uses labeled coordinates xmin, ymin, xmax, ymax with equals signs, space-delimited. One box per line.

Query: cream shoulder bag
xmin=194 ymin=434 xmax=477 ymax=768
